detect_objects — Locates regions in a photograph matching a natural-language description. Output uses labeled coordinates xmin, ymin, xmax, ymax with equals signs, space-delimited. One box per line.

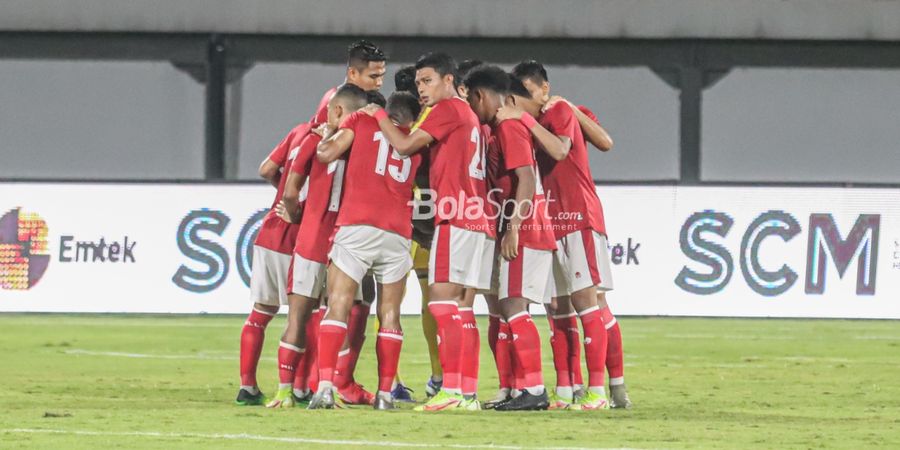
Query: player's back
xmin=337 ymin=112 xmax=422 ymax=239
xmin=255 ymin=123 xmax=310 ymax=254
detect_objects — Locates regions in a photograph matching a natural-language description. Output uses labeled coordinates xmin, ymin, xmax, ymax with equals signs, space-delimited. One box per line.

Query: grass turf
xmin=1 ymin=313 xmax=898 ymax=449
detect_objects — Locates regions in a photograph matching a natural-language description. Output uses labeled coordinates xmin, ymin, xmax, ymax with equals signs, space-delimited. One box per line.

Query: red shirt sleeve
xmin=577 ymin=105 xmax=600 ymax=124
xmin=310 ymin=87 xmax=336 ymax=125
xmin=416 ymin=101 xmax=458 ymax=141
xmin=497 ymin=120 xmax=535 ymax=171
xmin=267 ymin=129 xmax=295 ymax=166
xmin=289 ymin=134 xmax=319 ymax=177
xmin=543 ymin=102 xmax=579 ymax=139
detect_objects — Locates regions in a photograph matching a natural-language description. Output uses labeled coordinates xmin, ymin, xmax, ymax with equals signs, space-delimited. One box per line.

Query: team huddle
xmin=236 ymin=40 xmax=631 ymax=412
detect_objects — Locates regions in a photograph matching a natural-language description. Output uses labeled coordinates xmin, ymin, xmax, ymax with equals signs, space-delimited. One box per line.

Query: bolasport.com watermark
xmin=409 ymin=188 xmax=582 ymax=233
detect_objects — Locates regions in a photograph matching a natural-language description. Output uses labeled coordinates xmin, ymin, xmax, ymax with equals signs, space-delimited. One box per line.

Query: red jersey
xmin=536 ymin=103 xmax=606 ymax=238
xmin=336 ymin=112 xmax=423 ymax=239
xmin=291 ymin=133 xmax=345 ymax=263
xmin=479 ymin=124 xmax=499 ymax=239
xmin=577 ymin=105 xmax=600 ymax=126
xmin=310 ymin=87 xmax=337 ymax=126
xmin=415 ymin=97 xmax=489 ymax=234
xmin=489 ymin=119 xmax=556 ymax=251
xmin=254 ymin=123 xmax=310 ymax=254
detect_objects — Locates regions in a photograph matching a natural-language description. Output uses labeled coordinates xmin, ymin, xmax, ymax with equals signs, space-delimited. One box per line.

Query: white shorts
xmin=499 ymin=246 xmax=554 ymax=303
xmin=476 ymin=238 xmax=496 ymax=292
xmin=428 ymin=223 xmax=487 ymax=288
xmin=329 ymin=225 xmax=412 ymax=284
xmin=288 ymin=253 xmax=327 ymax=299
xmin=249 ymin=245 xmax=292 ymax=306
xmin=552 ymin=229 xmax=614 ymax=297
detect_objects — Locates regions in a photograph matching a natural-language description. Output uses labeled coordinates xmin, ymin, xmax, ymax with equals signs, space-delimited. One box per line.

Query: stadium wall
xmin=2 ymin=183 xmax=898 ymax=319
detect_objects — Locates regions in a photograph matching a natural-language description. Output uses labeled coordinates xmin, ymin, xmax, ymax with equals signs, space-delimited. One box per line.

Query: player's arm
xmin=501 ymin=165 xmax=536 ymax=261
xmin=258 ymin=159 xmax=281 ymax=187
xmin=278 ymin=171 xmax=306 ymax=224
xmin=316 ymin=128 xmax=355 ymax=163
xmin=546 ymin=96 xmax=614 ymax=152
xmin=496 ymin=106 xmax=570 ymax=161
xmin=362 ymin=104 xmax=434 ymax=156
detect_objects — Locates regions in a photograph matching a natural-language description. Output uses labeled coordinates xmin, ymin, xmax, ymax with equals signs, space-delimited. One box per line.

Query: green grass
xmin=1 ymin=314 xmax=898 ymax=449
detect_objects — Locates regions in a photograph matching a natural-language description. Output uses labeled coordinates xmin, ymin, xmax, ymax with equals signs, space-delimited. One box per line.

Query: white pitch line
xmin=64 ymin=349 xmax=275 ymax=362
xmin=1 ymin=428 xmax=644 ymax=450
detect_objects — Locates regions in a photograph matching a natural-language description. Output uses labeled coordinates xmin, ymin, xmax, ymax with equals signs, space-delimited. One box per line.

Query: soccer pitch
xmin=1 ymin=314 xmax=898 ymax=449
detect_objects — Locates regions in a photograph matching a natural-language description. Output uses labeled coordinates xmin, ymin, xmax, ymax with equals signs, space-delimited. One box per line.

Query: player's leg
xmin=416 ymin=249 xmax=443 ymax=398
xmin=334 ymin=276 xmax=375 ymax=405
xmin=237 ymin=303 xmax=278 ymax=405
xmin=308 ymin=265 xmax=358 ymax=409
xmin=374 ymin=277 xmax=406 ymax=410
xmin=495 ymin=246 xmax=553 ymax=411
xmin=416 ymin=224 xmax=483 ymax=411
xmin=237 ymin=245 xmax=289 ymax=405
xmin=594 ymin=239 xmax=631 ymax=409
xmin=292 ymin=297 xmax=322 ymax=405
xmin=483 ymin=293 xmax=515 ymax=409
xmin=458 ymin=288 xmax=480 ymax=410
xmin=267 ymin=293 xmax=317 ymax=408
xmin=565 ymin=230 xmax=611 ymax=411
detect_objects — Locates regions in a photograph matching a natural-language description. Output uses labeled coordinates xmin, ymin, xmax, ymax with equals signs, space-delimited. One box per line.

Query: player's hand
xmin=542 ymin=95 xmax=571 ymax=113
xmin=275 ymin=200 xmax=293 ymax=224
xmin=310 ymin=123 xmax=328 ymax=137
xmin=495 ymin=105 xmax=523 ymax=123
xmin=360 ymin=104 xmax=383 ymax=117
xmin=500 ymin=228 xmax=520 ymax=261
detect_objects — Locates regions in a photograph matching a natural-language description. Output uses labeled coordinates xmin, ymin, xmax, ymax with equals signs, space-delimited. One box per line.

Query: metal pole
xmin=205 ymin=34 xmax=227 ymax=180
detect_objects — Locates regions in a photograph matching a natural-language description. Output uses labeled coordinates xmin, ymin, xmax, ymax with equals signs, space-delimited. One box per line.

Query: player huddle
xmin=236 ymin=40 xmax=631 ymax=412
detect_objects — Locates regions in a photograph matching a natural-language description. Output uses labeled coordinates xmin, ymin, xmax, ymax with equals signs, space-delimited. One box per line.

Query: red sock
xmin=489 ymin=316 xmax=512 ymax=389
xmin=334 ymin=302 xmax=369 ymax=388
xmin=563 ymin=315 xmax=584 ymax=387
xmin=508 ymin=312 xmax=544 ymax=391
xmin=277 ymin=341 xmax=304 ymax=385
xmin=459 ymin=308 xmax=480 ymax=396
xmin=376 ymin=328 xmax=403 ymax=393
xmin=601 ymin=306 xmax=624 ymax=382
xmin=427 ymin=301 xmax=463 ymax=392
xmin=316 ymin=319 xmax=348 ymax=386
xmin=293 ymin=308 xmax=320 ymax=392
xmin=579 ymin=306 xmax=608 ymax=389
xmin=549 ymin=315 xmax=572 ymax=388
xmin=239 ymin=308 xmax=275 ymax=387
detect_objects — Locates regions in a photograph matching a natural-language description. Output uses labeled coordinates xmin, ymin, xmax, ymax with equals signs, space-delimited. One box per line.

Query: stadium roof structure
xmin=2 ymin=0 xmax=900 ymax=41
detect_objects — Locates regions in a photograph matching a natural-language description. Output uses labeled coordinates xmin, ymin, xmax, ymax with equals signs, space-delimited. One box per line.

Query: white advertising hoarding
xmin=1 ymin=183 xmax=898 ymax=318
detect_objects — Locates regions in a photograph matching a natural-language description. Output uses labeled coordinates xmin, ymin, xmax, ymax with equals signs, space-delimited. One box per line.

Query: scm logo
xmin=172 ymin=209 xmax=267 ymax=293
xmin=676 ymin=210 xmax=879 ymax=297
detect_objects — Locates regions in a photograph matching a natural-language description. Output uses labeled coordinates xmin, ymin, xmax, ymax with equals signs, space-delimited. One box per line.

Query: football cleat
xmin=482 ymin=389 xmax=511 ymax=410
xmin=458 ymin=396 xmax=481 ymax=411
xmin=609 ymin=384 xmax=633 ymax=409
xmin=548 ymin=392 xmax=574 ymax=410
xmin=578 ymin=390 xmax=610 ymax=411
xmin=494 ymin=390 xmax=550 ymax=411
xmin=425 ymin=377 xmax=442 ymax=399
xmin=293 ymin=390 xmax=314 ymax=408
xmin=414 ymin=390 xmax=463 ymax=412
xmin=391 ymin=383 xmax=416 ymax=403
xmin=307 ymin=387 xmax=337 ymax=410
xmin=235 ymin=388 xmax=267 ymax=406
xmin=265 ymin=387 xmax=295 ymax=408
xmin=337 ymin=382 xmax=375 ymax=405
xmin=374 ymin=396 xmax=396 ymax=411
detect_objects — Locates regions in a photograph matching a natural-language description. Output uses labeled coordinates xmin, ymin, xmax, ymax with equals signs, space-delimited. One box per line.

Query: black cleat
xmin=494 ymin=390 xmax=549 ymax=411
xmin=235 ymin=388 xmax=266 ymax=406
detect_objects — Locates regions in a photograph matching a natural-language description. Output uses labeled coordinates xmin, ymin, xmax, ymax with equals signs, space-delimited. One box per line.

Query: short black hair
xmin=394 ymin=65 xmax=418 ymax=97
xmin=332 ymin=83 xmax=368 ymax=110
xmin=455 ymin=60 xmax=484 ymax=88
xmin=415 ymin=52 xmax=457 ymax=79
xmin=463 ymin=65 xmax=510 ymax=96
xmin=507 ymin=74 xmax=531 ymax=98
xmin=347 ymin=40 xmax=386 ymax=70
xmin=386 ymin=92 xmax=422 ymax=124
xmin=511 ymin=60 xmax=549 ymax=84
xmin=366 ymin=90 xmax=387 ymax=108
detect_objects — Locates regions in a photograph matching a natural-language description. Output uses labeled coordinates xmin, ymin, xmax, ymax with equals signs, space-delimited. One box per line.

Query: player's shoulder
xmin=497 ymin=117 xmax=530 ymax=138
xmin=546 ymin=101 xmax=574 ymax=119
xmin=577 ymin=104 xmax=599 ymax=123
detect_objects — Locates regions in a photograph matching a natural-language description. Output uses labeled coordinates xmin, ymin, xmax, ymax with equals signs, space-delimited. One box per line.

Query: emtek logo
xmin=0 ymin=208 xmax=50 ymax=291
xmin=676 ymin=210 xmax=879 ymax=296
